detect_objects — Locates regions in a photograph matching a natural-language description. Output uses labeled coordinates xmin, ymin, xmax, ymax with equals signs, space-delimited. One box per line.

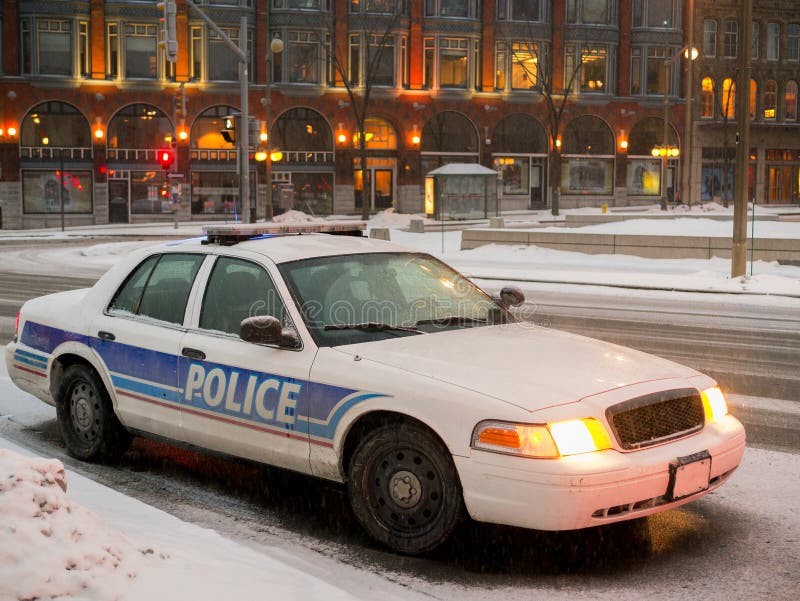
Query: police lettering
xmin=185 ymin=364 xmax=300 ymax=425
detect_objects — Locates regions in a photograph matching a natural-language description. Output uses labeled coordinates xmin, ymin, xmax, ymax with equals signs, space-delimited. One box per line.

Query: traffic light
xmin=159 ymin=183 xmax=170 ymax=199
xmin=221 ymin=116 xmax=236 ymax=144
xmin=158 ymin=148 xmax=175 ymax=170
xmin=157 ymin=0 xmax=178 ymax=63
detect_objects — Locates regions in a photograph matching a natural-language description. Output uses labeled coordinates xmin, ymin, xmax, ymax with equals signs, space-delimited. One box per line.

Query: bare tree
xmin=323 ymin=2 xmax=405 ymax=220
xmin=509 ymin=40 xmax=586 ymax=217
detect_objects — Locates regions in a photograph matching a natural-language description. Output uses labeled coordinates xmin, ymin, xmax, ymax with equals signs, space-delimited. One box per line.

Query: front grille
xmin=606 ymin=388 xmax=705 ymax=450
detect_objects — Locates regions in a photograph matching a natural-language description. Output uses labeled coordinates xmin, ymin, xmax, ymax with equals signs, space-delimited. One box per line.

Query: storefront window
xmin=627 ymin=160 xmax=661 ymax=195
xmin=562 ymin=115 xmax=615 ymax=195
xmin=23 ymin=170 xmax=93 ymax=214
xmin=130 ymin=170 xmax=173 ymax=215
xmin=495 ymin=158 xmax=530 ymax=195
xmin=191 ymin=171 xmax=240 ymax=215
xmin=291 ymin=172 xmax=334 ymax=215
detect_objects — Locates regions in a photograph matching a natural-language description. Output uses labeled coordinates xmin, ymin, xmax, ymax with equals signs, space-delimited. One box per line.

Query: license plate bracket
xmin=666 ymin=450 xmax=712 ymax=501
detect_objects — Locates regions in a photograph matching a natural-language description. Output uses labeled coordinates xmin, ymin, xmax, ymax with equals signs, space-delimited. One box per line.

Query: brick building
xmin=690 ymin=0 xmax=800 ymax=205
xmin=0 ymin=0 xmax=711 ymax=228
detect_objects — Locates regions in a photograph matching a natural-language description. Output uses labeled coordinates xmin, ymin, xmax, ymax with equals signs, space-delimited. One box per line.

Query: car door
xmin=178 ymin=253 xmax=316 ymax=474
xmin=90 ymin=251 xmax=206 ymax=440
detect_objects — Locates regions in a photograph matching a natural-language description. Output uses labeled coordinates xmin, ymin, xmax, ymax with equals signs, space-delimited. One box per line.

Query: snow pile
xmin=0 ymin=449 xmax=146 ymax=601
xmin=272 ymin=209 xmax=323 ymax=224
xmin=368 ymin=208 xmax=427 ymax=228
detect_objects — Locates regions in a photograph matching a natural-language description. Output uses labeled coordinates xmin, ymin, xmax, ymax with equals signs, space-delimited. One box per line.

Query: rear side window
xmin=109 ymin=253 xmax=204 ymax=325
xmin=199 ymin=257 xmax=287 ymax=336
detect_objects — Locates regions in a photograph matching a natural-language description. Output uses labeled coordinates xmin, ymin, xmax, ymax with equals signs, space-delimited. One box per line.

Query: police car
xmin=6 ymin=223 xmax=745 ymax=554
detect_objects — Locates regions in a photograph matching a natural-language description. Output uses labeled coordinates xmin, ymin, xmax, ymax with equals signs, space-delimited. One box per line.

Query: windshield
xmin=279 ymin=252 xmax=510 ymax=346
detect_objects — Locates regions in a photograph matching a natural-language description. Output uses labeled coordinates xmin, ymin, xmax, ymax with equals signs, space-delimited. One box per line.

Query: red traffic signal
xmin=158 ymin=148 xmax=175 ymax=170
xmin=159 ymin=184 xmax=170 ymax=198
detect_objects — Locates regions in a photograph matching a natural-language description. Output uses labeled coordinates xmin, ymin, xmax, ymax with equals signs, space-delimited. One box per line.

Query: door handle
xmin=98 ymin=330 xmax=116 ymax=341
xmin=181 ymin=347 xmax=206 ymax=360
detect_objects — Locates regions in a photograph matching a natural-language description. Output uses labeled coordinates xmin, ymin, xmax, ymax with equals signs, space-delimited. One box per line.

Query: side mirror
xmin=240 ymin=316 xmax=301 ymax=348
xmin=499 ymin=286 xmax=525 ymax=308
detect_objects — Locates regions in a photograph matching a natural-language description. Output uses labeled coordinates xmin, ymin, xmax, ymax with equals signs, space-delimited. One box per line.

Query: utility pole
xmin=732 ymin=0 xmax=753 ymax=277
xmin=681 ymin=0 xmax=695 ymax=207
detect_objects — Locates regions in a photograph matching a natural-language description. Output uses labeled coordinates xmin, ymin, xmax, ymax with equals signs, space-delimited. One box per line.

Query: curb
xmin=727 ymin=395 xmax=800 ymax=451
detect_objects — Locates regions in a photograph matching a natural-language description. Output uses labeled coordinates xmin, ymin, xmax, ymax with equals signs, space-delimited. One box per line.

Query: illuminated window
xmin=750 ymin=79 xmax=757 ymax=119
xmin=510 ymin=42 xmax=539 ymax=90
xmin=284 ymin=30 xmax=321 ymax=84
xmin=785 ymin=81 xmax=798 ymax=121
xmin=763 ymin=80 xmax=777 ymax=119
xmin=579 ymin=45 xmax=608 ymax=93
xmin=439 ymin=38 xmax=469 ymax=88
xmin=722 ymin=78 xmax=736 ymax=119
xmin=701 ymin=77 xmax=714 ymax=118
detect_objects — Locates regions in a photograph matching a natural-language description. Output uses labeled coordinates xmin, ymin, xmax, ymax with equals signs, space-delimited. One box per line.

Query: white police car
xmin=6 ymin=223 xmax=745 ymax=554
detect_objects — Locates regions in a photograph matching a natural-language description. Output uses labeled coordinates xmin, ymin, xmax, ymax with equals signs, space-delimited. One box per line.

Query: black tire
xmin=347 ymin=422 xmax=462 ymax=555
xmin=56 ymin=364 xmax=131 ymax=462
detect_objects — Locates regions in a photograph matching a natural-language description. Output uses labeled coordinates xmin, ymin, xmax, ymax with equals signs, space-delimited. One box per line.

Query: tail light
xmin=15 ymin=310 xmax=21 ymax=339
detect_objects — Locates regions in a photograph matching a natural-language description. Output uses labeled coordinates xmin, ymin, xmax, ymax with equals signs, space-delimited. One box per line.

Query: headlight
xmin=701 ymin=386 xmax=729 ymax=423
xmin=472 ymin=418 xmax=612 ymax=458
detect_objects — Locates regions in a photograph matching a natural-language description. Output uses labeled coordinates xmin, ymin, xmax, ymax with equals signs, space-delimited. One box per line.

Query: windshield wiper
xmin=324 ymin=322 xmax=423 ymax=334
xmin=414 ymin=315 xmax=489 ymax=327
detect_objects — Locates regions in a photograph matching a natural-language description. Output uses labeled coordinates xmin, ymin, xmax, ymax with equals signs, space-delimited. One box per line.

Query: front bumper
xmin=455 ymin=414 xmax=746 ymax=531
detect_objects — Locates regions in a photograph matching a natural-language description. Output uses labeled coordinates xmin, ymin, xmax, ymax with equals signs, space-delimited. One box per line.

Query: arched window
xmin=763 ymin=80 xmax=778 ymax=119
xmin=421 ymin=111 xmax=479 ymax=153
xmin=722 ymin=78 xmax=736 ymax=119
xmin=108 ymin=104 xmax=172 ymax=151
xmin=355 ymin=118 xmax=397 ymax=150
xmin=21 ymin=102 xmax=91 ymax=149
xmin=191 ymin=105 xmax=238 ymax=150
xmin=272 ymin=107 xmax=332 ymax=152
xmin=492 ymin=114 xmax=548 ymax=153
xmin=701 ymin=77 xmax=715 ymax=118
xmin=785 ymin=81 xmax=798 ymax=121
xmin=561 ymin=115 xmax=615 ymax=195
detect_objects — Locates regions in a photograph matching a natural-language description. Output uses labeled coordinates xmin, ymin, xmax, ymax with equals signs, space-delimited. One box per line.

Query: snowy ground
xmin=1 ymin=207 xmax=799 ymax=298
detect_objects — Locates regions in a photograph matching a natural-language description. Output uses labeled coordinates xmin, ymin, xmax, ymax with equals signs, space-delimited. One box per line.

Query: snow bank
xmin=0 ymin=449 xmax=145 ymax=601
xmin=272 ymin=209 xmax=323 ymax=223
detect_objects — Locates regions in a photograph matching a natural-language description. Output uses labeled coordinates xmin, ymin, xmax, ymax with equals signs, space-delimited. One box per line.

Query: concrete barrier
xmin=408 ymin=219 xmax=425 ymax=233
xmin=564 ymin=213 xmax=779 ymax=226
xmin=461 ymin=228 xmax=800 ymax=261
xmin=489 ymin=217 xmax=505 ymax=228
xmin=369 ymin=227 xmax=391 ymax=241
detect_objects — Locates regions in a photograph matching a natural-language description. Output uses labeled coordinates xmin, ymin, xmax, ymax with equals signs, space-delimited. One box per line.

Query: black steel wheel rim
xmin=367 ymin=444 xmax=446 ymax=535
xmin=69 ymin=380 xmax=100 ymax=443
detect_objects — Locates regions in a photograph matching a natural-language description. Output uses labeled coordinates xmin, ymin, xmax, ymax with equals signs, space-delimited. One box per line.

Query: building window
xmin=632 ymin=0 xmax=678 ymax=29
xmin=349 ymin=33 xmax=360 ymax=83
xmin=567 ymin=44 xmax=609 ymax=93
xmin=21 ymin=19 xmax=74 ymax=76
xmin=645 ymin=46 xmax=676 ymax=95
xmin=350 ymin=0 xmax=401 ymax=12
xmin=276 ymin=0 xmax=324 ymax=9
xmin=763 ymin=80 xmax=777 ymax=119
xmin=23 ymin=170 xmax=93 ymax=214
xmin=724 ymin=20 xmax=738 ymax=58
xmin=566 ymin=0 xmax=610 ymax=25
xmin=703 ymin=20 xmax=717 ymax=57
xmin=722 ymin=78 xmax=735 ymax=119
xmin=107 ymin=23 xmax=119 ymax=78
xmin=785 ymin=81 xmax=798 ymax=120
xmin=284 ymin=30 xmax=321 ymax=84
xmin=701 ymin=77 xmax=714 ymax=118
xmin=424 ymin=37 xmax=434 ymax=88
xmin=79 ymin=21 xmax=89 ymax=77
xmin=631 ymin=47 xmax=641 ymax=93
xmin=749 ymin=79 xmax=757 ymax=119
xmin=439 ymin=38 xmax=469 ymax=88
xmin=124 ymin=24 xmax=158 ymax=79
xmin=788 ymin=24 xmax=800 ymax=61
xmin=510 ymin=42 xmax=539 ymax=90
xmin=767 ymin=23 xmax=780 ymax=60
xmin=752 ymin=22 xmax=759 ymax=59
xmin=425 ymin=0 xmax=476 ymax=19
xmin=191 ymin=26 xmax=202 ymax=80
xmin=350 ymin=34 xmax=397 ymax=86
xmin=497 ymin=0 xmax=542 ymax=22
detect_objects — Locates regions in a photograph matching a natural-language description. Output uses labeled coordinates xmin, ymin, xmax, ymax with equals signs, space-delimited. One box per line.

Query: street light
xmin=263 ymin=35 xmax=284 ymax=221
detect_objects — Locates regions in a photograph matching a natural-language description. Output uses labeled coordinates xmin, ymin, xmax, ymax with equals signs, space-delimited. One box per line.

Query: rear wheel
xmin=347 ymin=422 xmax=462 ymax=554
xmin=56 ymin=364 xmax=131 ymax=462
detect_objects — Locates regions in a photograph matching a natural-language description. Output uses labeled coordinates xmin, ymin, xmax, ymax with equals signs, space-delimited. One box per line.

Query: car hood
xmin=332 ymin=322 xmax=699 ymax=413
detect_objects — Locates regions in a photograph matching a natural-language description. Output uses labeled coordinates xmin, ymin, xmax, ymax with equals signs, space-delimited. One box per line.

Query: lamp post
xmin=681 ymin=0 xmax=695 ymax=207
xmin=263 ymin=36 xmax=284 ymax=221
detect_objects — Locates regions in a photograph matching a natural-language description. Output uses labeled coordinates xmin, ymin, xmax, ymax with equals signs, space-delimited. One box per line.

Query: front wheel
xmin=347 ymin=422 xmax=462 ymax=554
xmin=56 ymin=364 xmax=131 ymax=462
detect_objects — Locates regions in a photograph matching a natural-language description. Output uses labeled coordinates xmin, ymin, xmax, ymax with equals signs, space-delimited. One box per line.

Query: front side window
xmin=280 ymin=253 xmax=505 ymax=346
xmin=767 ymin=23 xmax=780 ymax=60
xmin=110 ymin=254 xmax=204 ymax=325
xmin=724 ymin=20 xmax=738 ymax=58
xmin=200 ymin=257 xmax=288 ymax=336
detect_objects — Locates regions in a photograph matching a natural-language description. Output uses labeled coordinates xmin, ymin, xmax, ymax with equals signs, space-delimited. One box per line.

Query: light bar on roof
xmin=202 ymin=221 xmax=366 ymax=245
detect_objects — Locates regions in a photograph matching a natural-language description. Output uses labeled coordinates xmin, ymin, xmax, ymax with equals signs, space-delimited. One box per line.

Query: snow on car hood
xmin=333 ymin=322 xmax=699 ymax=413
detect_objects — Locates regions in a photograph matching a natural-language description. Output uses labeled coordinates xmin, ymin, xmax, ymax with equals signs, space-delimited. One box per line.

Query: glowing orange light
xmin=7 ymin=127 xmax=17 ymax=137
xmin=94 ymin=128 xmax=104 ymax=139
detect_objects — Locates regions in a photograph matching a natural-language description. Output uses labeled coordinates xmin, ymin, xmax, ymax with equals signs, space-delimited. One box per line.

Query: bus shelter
xmin=424 ymin=163 xmax=499 ymax=220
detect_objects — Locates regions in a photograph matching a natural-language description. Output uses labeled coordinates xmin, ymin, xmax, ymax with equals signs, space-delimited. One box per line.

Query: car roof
xmin=164 ymin=233 xmax=418 ymax=264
